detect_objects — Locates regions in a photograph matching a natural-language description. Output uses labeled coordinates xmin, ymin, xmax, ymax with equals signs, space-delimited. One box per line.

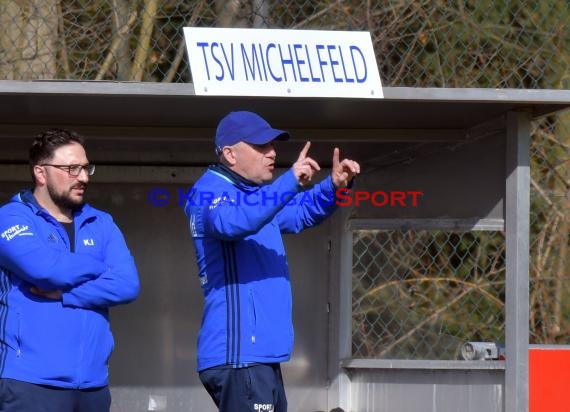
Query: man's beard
xmin=47 ymin=183 xmax=86 ymax=211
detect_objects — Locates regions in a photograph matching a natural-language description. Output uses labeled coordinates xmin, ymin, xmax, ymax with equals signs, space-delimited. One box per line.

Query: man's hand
xmin=292 ymin=142 xmax=320 ymax=186
xmin=331 ymin=148 xmax=360 ymax=188
xmin=30 ymin=286 xmax=62 ymax=301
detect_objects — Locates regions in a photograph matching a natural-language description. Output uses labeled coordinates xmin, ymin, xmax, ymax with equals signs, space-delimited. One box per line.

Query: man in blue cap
xmin=184 ymin=111 xmax=359 ymax=412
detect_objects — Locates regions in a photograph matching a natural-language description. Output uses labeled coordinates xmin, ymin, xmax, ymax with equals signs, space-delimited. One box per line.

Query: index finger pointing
xmin=332 ymin=147 xmax=340 ymax=170
xmin=297 ymin=141 xmax=311 ymax=161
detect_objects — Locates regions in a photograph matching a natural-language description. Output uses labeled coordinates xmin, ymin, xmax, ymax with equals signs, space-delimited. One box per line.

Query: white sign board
xmin=183 ymin=27 xmax=383 ymax=99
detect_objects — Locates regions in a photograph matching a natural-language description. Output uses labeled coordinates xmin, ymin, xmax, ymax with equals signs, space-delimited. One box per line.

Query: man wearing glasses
xmin=0 ymin=129 xmax=140 ymax=411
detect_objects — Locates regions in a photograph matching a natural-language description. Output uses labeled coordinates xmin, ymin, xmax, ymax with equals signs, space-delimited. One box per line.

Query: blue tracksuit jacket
xmin=184 ymin=164 xmax=338 ymax=371
xmin=0 ymin=190 xmax=139 ymax=388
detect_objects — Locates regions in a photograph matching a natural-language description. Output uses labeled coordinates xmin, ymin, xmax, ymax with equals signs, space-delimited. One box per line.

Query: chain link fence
xmin=0 ymin=0 xmax=568 ymax=358
xmin=1 ymin=1 xmax=568 ymax=87
xmin=529 ymin=114 xmax=570 ymax=345
xmin=352 ymin=230 xmax=505 ymax=359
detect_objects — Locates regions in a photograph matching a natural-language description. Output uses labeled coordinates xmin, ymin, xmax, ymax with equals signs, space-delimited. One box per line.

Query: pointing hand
xmin=292 ymin=142 xmax=320 ymax=186
xmin=331 ymin=148 xmax=360 ymax=188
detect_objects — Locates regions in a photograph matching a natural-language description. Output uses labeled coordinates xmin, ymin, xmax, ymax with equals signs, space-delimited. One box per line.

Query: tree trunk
xmin=131 ymin=0 xmax=158 ymax=81
xmin=0 ymin=0 xmax=58 ymax=80
xmin=216 ymin=0 xmax=249 ymax=27
xmin=111 ymin=0 xmax=133 ymax=80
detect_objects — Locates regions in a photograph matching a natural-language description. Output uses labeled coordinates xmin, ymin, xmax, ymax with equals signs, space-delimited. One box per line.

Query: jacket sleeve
xmin=0 ymin=212 xmax=106 ymax=290
xmin=187 ymin=170 xmax=301 ymax=241
xmin=275 ymin=175 xmax=339 ymax=234
xmin=61 ymin=216 xmax=140 ymax=309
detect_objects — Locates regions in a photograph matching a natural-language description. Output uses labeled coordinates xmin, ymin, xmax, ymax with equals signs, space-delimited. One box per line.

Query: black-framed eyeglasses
xmin=41 ymin=163 xmax=95 ymax=177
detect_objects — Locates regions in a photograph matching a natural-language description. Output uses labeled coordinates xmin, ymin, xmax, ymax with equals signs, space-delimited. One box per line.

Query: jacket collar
xmin=208 ymin=163 xmax=261 ymax=191
xmin=14 ymin=189 xmax=95 ymax=224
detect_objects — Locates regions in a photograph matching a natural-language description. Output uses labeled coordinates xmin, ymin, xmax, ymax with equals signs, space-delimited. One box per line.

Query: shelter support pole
xmin=505 ymin=110 xmax=531 ymax=412
xmin=328 ymin=206 xmax=354 ymax=411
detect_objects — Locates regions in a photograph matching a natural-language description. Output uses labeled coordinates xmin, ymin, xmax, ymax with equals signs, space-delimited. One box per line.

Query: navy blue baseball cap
xmin=215 ymin=111 xmax=290 ymax=155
